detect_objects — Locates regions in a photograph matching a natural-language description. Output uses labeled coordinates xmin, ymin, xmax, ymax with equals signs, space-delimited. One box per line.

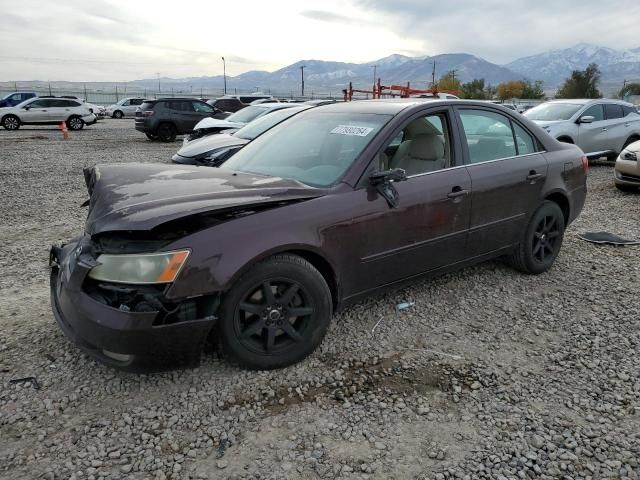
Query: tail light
xmin=580 ymin=155 xmax=589 ymax=175
xmin=142 ymin=110 xmax=155 ymax=117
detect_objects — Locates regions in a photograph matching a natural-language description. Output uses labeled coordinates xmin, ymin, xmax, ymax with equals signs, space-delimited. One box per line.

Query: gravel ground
xmin=1 ymin=120 xmax=639 ymax=480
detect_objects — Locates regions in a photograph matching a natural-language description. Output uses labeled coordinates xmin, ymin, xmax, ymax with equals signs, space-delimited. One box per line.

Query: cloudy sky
xmin=1 ymin=0 xmax=638 ymax=81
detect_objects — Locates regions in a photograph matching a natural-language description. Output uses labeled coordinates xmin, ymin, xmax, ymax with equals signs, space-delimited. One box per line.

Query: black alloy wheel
xmin=113 ymin=110 xmax=124 ymax=119
xmin=145 ymin=132 xmax=158 ymax=141
xmin=218 ymin=254 xmax=332 ymax=369
xmin=509 ymin=200 xmax=565 ymax=274
xmin=156 ymin=123 xmax=177 ymax=142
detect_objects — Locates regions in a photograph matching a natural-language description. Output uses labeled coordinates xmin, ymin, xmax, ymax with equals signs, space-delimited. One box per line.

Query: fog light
xmin=102 ymin=350 xmax=133 ymax=362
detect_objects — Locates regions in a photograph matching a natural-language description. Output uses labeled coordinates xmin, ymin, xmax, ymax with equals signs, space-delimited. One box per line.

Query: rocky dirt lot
xmin=0 ymin=120 xmax=639 ymax=480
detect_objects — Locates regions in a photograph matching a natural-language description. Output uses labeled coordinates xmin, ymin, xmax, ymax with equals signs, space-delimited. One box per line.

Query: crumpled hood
xmin=177 ymin=133 xmax=248 ymax=158
xmin=84 ymin=163 xmax=324 ymax=234
xmin=193 ymin=117 xmax=245 ymax=131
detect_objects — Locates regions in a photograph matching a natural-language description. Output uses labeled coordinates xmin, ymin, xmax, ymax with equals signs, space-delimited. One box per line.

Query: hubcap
xmin=5 ymin=118 xmax=17 ymax=129
xmin=235 ymin=280 xmax=314 ymax=355
xmin=532 ymin=214 xmax=560 ymax=262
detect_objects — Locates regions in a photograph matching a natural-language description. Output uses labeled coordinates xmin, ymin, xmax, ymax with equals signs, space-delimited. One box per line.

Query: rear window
xmin=239 ymin=96 xmax=270 ymax=103
xmin=140 ymin=101 xmax=156 ymax=110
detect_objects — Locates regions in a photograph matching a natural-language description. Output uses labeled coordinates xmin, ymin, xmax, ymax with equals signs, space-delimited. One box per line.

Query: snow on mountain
xmin=505 ymin=43 xmax=640 ymax=86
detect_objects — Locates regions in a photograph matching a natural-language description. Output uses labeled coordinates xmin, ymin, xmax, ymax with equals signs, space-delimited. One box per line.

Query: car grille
xmin=619 ymin=173 xmax=640 ymax=182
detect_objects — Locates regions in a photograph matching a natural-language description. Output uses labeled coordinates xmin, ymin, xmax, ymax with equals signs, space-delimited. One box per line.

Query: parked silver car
xmin=524 ymin=99 xmax=640 ymax=159
xmin=0 ymin=97 xmax=96 ymax=130
xmin=106 ymin=97 xmax=145 ymax=118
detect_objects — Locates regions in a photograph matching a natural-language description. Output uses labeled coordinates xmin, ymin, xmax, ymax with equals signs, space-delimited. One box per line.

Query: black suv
xmin=135 ymin=98 xmax=229 ymax=142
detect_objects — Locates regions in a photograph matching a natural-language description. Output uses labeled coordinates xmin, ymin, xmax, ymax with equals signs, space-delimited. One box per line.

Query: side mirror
xmin=369 ymin=168 xmax=407 ymax=208
xmin=578 ymin=115 xmax=595 ymax=124
xmin=23 ymin=106 xmax=31 ymax=110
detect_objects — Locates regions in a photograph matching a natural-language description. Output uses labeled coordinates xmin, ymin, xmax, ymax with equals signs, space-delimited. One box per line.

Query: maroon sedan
xmin=50 ymin=100 xmax=587 ymax=371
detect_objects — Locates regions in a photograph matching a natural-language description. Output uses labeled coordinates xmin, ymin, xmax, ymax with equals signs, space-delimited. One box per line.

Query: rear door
xmin=126 ymin=98 xmax=143 ymax=116
xmin=603 ymin=103 xmax=627 ymax=153
xmin=455 ymin=107 xmax=548 ymax=256
xmin=191 ymin=101 xmax=217 ymax=125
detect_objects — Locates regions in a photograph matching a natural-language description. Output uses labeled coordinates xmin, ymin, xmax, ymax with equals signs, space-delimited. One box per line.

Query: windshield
xmin=221 ymin=111 xmax=391 ymax=187
xmin=234 ymin=107 xmax=305 ymax=140
xmin=524 ymin=103 xmax=583 ymax=121
xmin=226 ymin=106 xmax=269 ymax=123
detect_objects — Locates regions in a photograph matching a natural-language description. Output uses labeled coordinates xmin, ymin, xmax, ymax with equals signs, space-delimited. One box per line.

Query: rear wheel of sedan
xmin=113 ymin=110 xmax=123 ymax=119
xmin=67 ymin=116 xmax=84 ymax=130
xmin=509 ymin=201 xmax=565 ymax=274
xmin=218 ymin=254 xmax=332 ymax=370
xmin=156 ymin=123 xmax=177 ymax=142
xmin=2 ymin=115 xmax=20 ymax=130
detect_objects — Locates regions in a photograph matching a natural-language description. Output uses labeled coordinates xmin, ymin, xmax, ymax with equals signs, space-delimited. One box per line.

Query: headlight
xmin=88 ymin=250 xmax=190 ymax=284
xmin=621 ymin=150 xmax=637 ymax=162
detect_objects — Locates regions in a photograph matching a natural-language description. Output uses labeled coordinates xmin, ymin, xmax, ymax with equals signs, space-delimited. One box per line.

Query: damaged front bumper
xmin=49 ymin=237 xmax=217 ymax=372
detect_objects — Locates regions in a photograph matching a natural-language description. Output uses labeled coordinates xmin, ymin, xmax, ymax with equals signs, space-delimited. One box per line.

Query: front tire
xmin=218 ymin=254 xmax=332 ymax=370
xmin=67 ymin=116 xmax=84 ymax=130
xmin=509 ymin=201 xmax=565 ymax=274
xmin=2 ymin=115 xmax=20 ymax=130
xmin=145 ymin=132 xmax=158 ymax=141
xmin=615 ymin=183 xmax=637 ymax=192
xmin=113 ymin=110 xmax=124 ymax=119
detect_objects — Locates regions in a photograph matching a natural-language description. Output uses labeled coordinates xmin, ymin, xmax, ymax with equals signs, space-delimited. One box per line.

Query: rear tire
xmin=615 ymin=183 xmax=637 ymax=192
xmin=67 ymin=116 xmax=84 ymax=131
xmin=218 ymin=254 xmax=332 ymax=370
xmin=509 ymin=201 xmax=565 ymax=274
xmin=145 ymin=132 xmax=158 ymax=141
xmin=2 ymin=115 xmax=20 ymax=130
xmin=113 ymin=110 xmax=123 ymax=119
xmin=156 ymin=123 xmax=177 ymax=142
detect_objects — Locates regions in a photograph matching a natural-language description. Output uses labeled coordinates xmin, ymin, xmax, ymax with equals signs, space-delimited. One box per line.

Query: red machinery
xmin=343 ymin=79 xmax=459 ymax=101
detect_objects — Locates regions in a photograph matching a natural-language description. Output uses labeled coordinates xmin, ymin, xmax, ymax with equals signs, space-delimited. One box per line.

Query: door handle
xmin=527 ymin=172 xmax=545 ymax=182
xmin=601 ymin=128 xmax=608 ymax=132
xmin=447 ymin=187 xmax=469 ymax=199
xmin=625 ymin=123 xmax=630 ymax=127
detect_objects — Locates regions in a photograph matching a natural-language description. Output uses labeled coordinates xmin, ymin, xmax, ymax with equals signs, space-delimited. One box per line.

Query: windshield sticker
xmin=330 ymin=125 xmax=374 ymax=137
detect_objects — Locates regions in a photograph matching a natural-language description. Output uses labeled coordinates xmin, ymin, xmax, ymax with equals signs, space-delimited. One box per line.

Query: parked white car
xmin=524 ymin=99 xmax=640 ymax=159
xmin=0 ymin=97 xmax=96 ymax=130
xmin=614 ymin=138 xmax=640 ymax=191
xmin=84 ymin=101 xmax=107 ymax=118
xmin=106 ymin=97 xmax=145 ymax=118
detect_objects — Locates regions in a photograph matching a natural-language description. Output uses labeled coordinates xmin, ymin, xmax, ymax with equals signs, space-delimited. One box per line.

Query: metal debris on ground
xmin=395 ymin=301 xmax=415 ymax=311
xmin=9 ymin=376 xmax=41 ymax=390
xmin=577 ymin=231 xmax=640 ymax=245
xmin=371 ymin=316 xmax=384 ymax=333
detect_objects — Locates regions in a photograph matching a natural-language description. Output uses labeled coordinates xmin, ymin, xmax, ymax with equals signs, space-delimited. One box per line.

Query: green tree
xmin=556 ymin=63 xmax=602 ymax=99
xmin=619 ymin=82 xmax=640 ymax=99
xmin=484 ymin=83 xmax=497 ymax=100
xmin=460 ymin=78 xmax=486 ymax=99
xmin=521 ymin=80 xmax=545 ymax=99
xmin=438 ymin=71 xmax=461 ymax=92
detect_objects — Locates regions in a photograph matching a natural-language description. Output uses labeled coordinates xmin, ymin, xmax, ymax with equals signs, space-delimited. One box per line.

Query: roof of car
xmin=309 ymin=98 xmax=499 ymax=115
xmin=543 ymin=99 xmax=631 ymax=105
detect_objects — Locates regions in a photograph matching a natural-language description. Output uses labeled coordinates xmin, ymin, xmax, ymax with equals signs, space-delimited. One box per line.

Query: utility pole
xmin=431 ymin=61 xmax=437 ymax=88
xmin=371 ymin=64 xmax=378 ymax=98
xmin=450 ymin=69 xmax=458 ymax=84
xmin=221 ymin=57 xmax=227 ymax=95
xmin=300 ymin=65 xmax=306 ymax=98
xmin=48 ymin=82 xmax=52 ymax=96
xmin=157 ymin=73 xmax=160 ymax=93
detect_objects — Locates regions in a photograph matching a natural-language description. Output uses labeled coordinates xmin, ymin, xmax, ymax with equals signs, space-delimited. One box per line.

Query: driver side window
xmin=379 ymin=112 xmax=452 ymax=176
xmin=582 ymin=104 xmax=604 ymax=122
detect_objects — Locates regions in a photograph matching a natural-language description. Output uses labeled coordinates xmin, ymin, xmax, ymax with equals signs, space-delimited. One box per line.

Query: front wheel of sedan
xmin=509 ymin=200 xmax=565 ymax=274
xmin=2 ymin=115 xmax=20 ymax=130
xmin=218 ymin=254 xmax=332 ymax=370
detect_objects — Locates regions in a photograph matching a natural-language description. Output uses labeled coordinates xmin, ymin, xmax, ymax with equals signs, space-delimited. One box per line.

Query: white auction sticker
xmin=330 ymin=125 xmax=374 ymax=137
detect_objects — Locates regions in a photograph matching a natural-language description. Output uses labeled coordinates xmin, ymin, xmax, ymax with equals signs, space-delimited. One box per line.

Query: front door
xmin=331 ymin=108 xmax=472 ymax=296
xmin=20 ymin=99 xmax=52 ymax=123
xmin=455 ymin=107 xmax=548 ymax=256
xmin=576 ymin=103 xmax=608 ymax=155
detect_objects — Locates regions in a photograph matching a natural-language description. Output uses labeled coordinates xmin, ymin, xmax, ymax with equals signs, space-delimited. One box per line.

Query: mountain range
xmin=6 ymin=44 xmax=639 ymax=96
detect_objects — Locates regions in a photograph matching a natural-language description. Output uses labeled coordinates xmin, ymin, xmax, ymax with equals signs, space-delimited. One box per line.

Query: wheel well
xmin=625 ymin=135 xmax=640 ymax=146
xmin=288 ymin=250 xmax=338 ymax=310
xmin=556 ymin=136 xmax=574 ymax=144
xmin=545 ymin=193 xmax=570 ymax=225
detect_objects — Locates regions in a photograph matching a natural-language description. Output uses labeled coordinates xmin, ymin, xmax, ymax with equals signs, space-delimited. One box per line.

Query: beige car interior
xmin=379 ymin=113 xmax=451 ymax=176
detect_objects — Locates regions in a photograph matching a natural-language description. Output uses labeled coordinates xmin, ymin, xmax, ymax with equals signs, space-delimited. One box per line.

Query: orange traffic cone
xmin=59 ymin=121 xmax=69 ymax=140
